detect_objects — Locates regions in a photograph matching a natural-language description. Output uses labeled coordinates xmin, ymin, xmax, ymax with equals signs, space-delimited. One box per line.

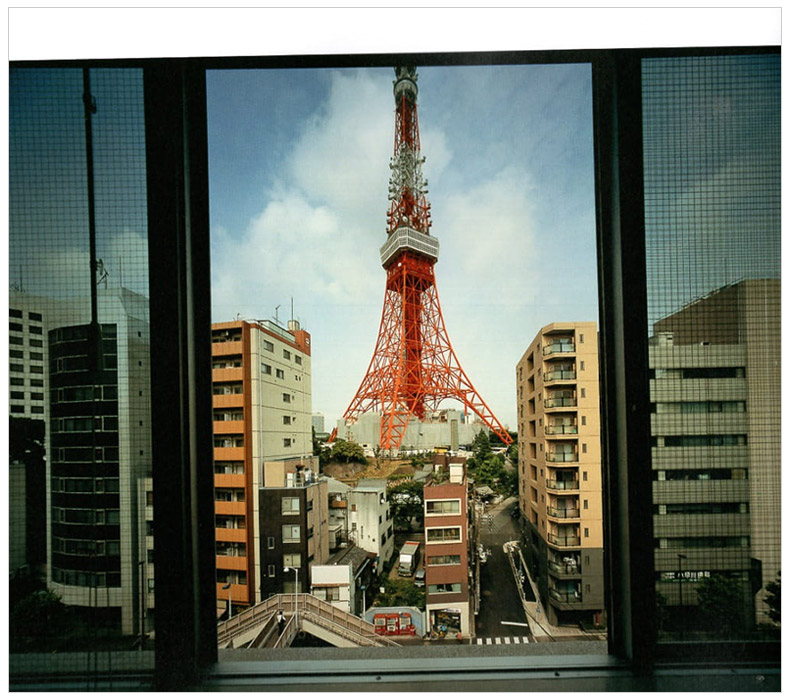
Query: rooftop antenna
xmin=274 ymin=305 xmax=281 ymax=326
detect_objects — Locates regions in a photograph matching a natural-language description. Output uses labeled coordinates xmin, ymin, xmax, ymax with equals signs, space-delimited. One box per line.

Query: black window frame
xmin=8 ymin=44 xmax=780 ymax=691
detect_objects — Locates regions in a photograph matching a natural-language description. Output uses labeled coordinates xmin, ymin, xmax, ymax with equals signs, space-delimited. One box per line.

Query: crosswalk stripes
xmin=475 ymin=636 xmax=530 ymax=645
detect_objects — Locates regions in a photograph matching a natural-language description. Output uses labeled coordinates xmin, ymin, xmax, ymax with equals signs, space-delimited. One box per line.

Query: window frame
xmin=8 ymin=43 xmax=780 ymax=692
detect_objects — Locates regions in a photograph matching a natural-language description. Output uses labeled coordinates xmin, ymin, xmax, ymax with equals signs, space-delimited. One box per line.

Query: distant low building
xmin=311 ymin=546 xmax=376 ymax=615
xmin=336 ymin=409 xmax=488 ymax=453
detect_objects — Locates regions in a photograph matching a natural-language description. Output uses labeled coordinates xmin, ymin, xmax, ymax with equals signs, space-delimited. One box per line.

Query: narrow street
xmin=474 ymin=497 xmax=534 ymax=644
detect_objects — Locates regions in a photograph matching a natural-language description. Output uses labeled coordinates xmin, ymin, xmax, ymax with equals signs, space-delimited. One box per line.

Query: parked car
xmin=414 ymin=568 xmax=425 ymax=587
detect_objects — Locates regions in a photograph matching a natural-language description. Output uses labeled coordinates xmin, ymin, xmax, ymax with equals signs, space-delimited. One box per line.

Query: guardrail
xmin=217 ymin=592 xmax=400 ymax=649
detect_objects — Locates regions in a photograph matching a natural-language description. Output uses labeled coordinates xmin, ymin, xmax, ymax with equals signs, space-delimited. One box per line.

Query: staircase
xmin=217 ymin=593 xmax=401 ymax=649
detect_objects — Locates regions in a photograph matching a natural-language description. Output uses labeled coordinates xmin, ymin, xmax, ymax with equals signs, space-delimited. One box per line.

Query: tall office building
xmin=47 ymin=289 xmax=151 ymax=635
xmin=649 ymin=279 xmax=780 ymax=628
xmin=515 ymin=322 xmax=605 ymax=628
xmin=211 ymin=318 xmax=316 ymax=611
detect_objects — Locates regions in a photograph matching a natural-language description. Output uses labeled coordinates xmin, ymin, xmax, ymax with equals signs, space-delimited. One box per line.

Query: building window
xmin=281 ymin=497 xmax=300 ymax=515
xmin=283 ymin=553 xmax=301 ymax=567
xmin=295 ymin=355 xmax=302 ymax=365
xmin=262 ymin=363 xmax=272 ymax=375
xmin=9 ymin=309 xmax=21 ymax=318
xmin=267 ymin=537 xmax=275 ymax=549
xmin=579 ymin=333 xmax=584 ymax=343
xmin=283 ymin=438 xmax=292 ymax=447
xmin=428 ymin=583 xmax=462 ymax=594
xmin=283 ymin=349 xmax=290 ymax=360
xmin=427 ymin=554 xmax=462 ymax=566
xmin=276 ymin=368 xmax=284 ymax=379
xmin=425 ymin=499 xmax=461 ymax=515
xmin=282 ymin=524 xmax=301 ymax=543
xmin=264 ymin=340 xmax=274 ymax=352
xmin=282 ymin=393 xmax=291 ymax=403
xmin=426 ymin=526 xmax=462 ymax=543
xmin=267 ymin=564 xmax=276 ymax=578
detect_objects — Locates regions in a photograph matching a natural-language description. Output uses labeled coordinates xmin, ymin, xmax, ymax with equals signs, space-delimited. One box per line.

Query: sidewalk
xmin=507 ymin=541 xmax=606 ymax=643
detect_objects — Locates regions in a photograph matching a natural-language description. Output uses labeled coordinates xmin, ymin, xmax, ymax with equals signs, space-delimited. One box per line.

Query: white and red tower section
xmin=338 ymin=66 xmax=512 ymax=451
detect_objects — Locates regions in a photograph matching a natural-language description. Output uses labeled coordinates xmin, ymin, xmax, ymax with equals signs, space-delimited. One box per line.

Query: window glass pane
xmin=9 ymin=67 xmax=153 ymax=656
xmin=207 ymin=61 xmax=598 ymax=650
xmin=643 ymin=54 xmax=780 ymax=641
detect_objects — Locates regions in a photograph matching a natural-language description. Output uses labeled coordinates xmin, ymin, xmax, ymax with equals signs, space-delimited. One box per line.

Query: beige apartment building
xmin=212 ymin=318 xmax=317 ymax=613
xmin=515 ymin=322 xmax=604 ymax=628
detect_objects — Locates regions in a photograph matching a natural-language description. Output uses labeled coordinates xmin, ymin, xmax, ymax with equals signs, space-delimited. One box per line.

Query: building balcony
xmin=547 ymin=532 xmax=580 ymax=547
xmin=548 ymin=558 xmax=582 ymax=577
xmin=214 ymin=446 xmax=245 ymax=461
xmin=214 ymin=527 xmax=247 ymax=543
xmin=546 ymin=479 xmax=579 ymax=492
xmin=546 ymin=505 xmax=580 ymax=520
xmin=214 ymin=472 xmax=246 ymax=489
xmin=215 ymin=554 xmax=247 ymax=571
xmin=544 ymin=370 xmax=577 ymax=382
xmin=549 ymin=587 xmax=583 ymax=605
xmin=212 ymin=339 xmax=243 ymax=357
xmin=546 ymin=451 xmax=579 ymax=463
xmin=543 ymin=342 xmax=575 ymax=356
xmin=214 ymin=500 xmax=246 ymax=516
xmin=544 ymin=397 xmax=577 ymax=409
xmin=213 ymin=393 xmax=244 ymax=409
xmin=215 ymin=582 xmax=248 ymax=607
xmin=545 ymin=424 xmax=578 ymax=436
xmin=212 ymin=367 xmax=243 ymax=382
xmin=213 ymin=420 xmax=245 ymax=435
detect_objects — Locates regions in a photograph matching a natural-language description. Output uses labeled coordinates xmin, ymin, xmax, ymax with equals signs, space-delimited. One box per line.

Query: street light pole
xmin=284 ymin=566 xmax=299 ymax=628
xmin=223 ymin=581 xmax=232 ymax=620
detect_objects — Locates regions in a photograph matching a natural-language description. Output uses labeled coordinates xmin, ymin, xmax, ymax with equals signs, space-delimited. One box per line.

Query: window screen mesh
xmin=9 ymin=67 xmax=153 ymax=668
xmin=642 ymin=54 xmax=780 ymax=640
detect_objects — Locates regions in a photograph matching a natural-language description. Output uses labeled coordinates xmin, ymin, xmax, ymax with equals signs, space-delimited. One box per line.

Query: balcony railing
xmin=544 ymin=397 xmax=577 ymax=408
xmin=543 ymin=342 xmax=575 ymax=356
xmin=547 ymin=532 xmax=580 ymax=547
xmin=546 ymin=479 xmax=579 ymax=491
xmin=545 ymin=424 xmax=578 ymax=435
xmin=548 ymin=559 xmax=582 ymax=576
xmin=544 ymin=370 xmax=576 ymax=382
xmin=547 ymin=506 xmax=580 ymax=519
xmin=546 ymin=452 xmax=579 ymax=463
xmin=549 ymin=588 xmax=582 ymax=603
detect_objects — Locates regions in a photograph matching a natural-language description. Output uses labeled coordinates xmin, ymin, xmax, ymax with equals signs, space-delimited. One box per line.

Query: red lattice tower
xmin=336 ymin=66 xmax=512 ymax=451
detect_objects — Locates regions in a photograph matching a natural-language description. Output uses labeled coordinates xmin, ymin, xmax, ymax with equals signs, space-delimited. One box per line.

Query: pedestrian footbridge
xmin=217 ymin=593 xmax=401 ymax=650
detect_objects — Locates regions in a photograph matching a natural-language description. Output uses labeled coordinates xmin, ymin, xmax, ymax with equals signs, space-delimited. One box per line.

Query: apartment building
xmin=211 ymin=318 xmax=317 ymax=611
xmin=649 ymin=279 xmax=780 ymax=629
xmin=423 ymin=460 xmax=473 ymax=637
xmin=515 ymin=322 xmax=604 ymax=628
xmin=347 ymin=479 xmax=395 ymax=574
xmin=258 ymin=471 xmax=329 ymax=600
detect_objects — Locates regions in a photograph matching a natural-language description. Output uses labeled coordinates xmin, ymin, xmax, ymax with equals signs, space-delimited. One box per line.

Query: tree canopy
xmin=374 ymin=577 xmax=425 ymax=609
xmin=328 ymin=438 xmax=367 ymax=464
xmin=387 ymin=480 xmax=424 ymax=531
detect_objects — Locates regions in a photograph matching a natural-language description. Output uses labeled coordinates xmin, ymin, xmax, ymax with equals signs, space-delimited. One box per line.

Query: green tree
xmin=10 ymin=589 xmax=69 ymax=651
xmin=506 ymin=435 xmax=519 ymax=462
xmin=329 ymin=438 xmax=367 ymax=464
xmin=387 ymin=480 xmax=424 ymax=531
xmin=764 ymin=572 xmax=780 ymax=625
xmin=696 ymin=574 xmax=748 ymax=637
xmin=470 ymin=430 xmax=492 ymax=463
xmin=375 ymin=577 xmax=425 ymax=609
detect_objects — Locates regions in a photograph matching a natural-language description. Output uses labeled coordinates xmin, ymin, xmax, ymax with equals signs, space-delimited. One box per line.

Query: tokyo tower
xmin=336 ymin=66 xmax=512 ymax=451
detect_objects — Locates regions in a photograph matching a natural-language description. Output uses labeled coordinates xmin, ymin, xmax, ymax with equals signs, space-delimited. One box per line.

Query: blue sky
xmin=206 ymin=64 xmax=598 ymax=430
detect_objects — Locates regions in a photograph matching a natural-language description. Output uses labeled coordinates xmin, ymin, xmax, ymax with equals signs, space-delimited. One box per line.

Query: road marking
xmin=475 ymin=637 xmax=531 ymax=645
xmin=501 ymin=621 xmax=530 ymax=627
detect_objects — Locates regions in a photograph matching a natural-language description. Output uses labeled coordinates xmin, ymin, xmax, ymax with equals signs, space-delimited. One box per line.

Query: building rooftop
xmin=326 ymin=545 xmax=375 ymax=575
